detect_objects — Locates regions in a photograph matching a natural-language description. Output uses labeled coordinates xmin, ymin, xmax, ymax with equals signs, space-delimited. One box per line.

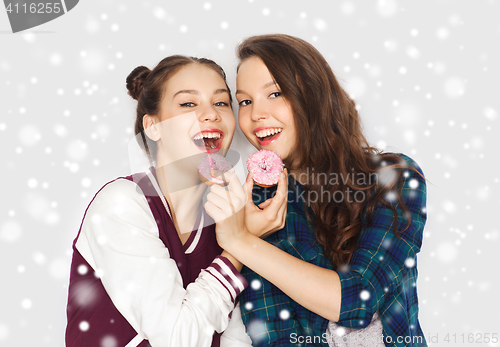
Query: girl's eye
xmin=269 ymin=92 xmax=281 ymax=98
xmin=238 ymin=100 xmax=252 ymax=107
xmin=180 ymin=102 xmax=196 ymax=107
xmin=214 ymin=101 xmax=229 ymax=107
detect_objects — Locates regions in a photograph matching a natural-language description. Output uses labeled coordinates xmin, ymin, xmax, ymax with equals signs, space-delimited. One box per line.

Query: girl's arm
xmin=220 ymin=303 xmax=254 ymax=346
xmin=205 ymin=172 xmax=341 ymax=321
xmin=208 ymin=158 xmax=426 ymax=326
xmin=77 ymin=178 xmax=250 ymax=346
xmin=223 ymin=231 xmax=343 ymax=321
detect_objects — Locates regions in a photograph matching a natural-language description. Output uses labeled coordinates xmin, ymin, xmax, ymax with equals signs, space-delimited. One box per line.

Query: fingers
xmin=276 ymin=191 xmax=288 ymax=228
xmin=270 ymin=169 xmax=288 ymax=208
xmin=206 ymin=188 xmax=229 ymax=211
xmin=208 ymin=188 xmax=238 ymax=216
xmin=210 ymin=182 xmax=228 ymax=197
xmin=255 ymin=170 xmax=288 ymax=212
xmin=204 ymin=201 xmax=224 ymax=223
xmin=208 ymin=172 xmax=245 ymax=215
xmin=244 ymin=173 xmax=254 ymax=202
xmin=278 ymin=169 xmax=288 ymax=197
xmin=258 ymin=200 xmax=272 ymax=209
xmin=225 ymin=171 xmax=246 ymax=199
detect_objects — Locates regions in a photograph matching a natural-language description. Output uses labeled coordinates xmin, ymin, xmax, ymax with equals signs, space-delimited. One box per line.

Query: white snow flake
xmin=79 ymin=321 xmax=90 ymax=331
xmin=484 ymin=107 xmax=497 ymax=120
xmin=360 ymin=290 xmax=370 ymax=301
xmin=251 ymin=279 xmax=262 ymax=290
xmin=279 ymin=309 xmax=290 ymax=320
xmin=376 ymin=0 xmax=398 ymax=17
xmin=33 ymin=252 xmax=47 ymax=265
xmin=0 ymin=324 xmax=9 ymax=341
xmin=19 ymin=125 xmax=41 ymax=146
xmin=21 ymin=299 xmax=32 ymax=309
xmin=341 ymin=2 xmax=355 ymax=15
xmin=101 ymin=335 xmax=118 ymax=347
xmin=444 ymin=77 xmax=465 ymax=98
xmin=405 ymin=258 xmax=416 ymax=268
xmin=409 ymin=179 xmax=419 ymax=189
xmin=437 ymin=242 xmax=458 ymax=263
xmin=1 ymin=221 xmax=22 ymax=242
xmin=78 ymin=265 xmax=89 ymax=275
xmin=313 ymin=18 xmax=328 ymax=31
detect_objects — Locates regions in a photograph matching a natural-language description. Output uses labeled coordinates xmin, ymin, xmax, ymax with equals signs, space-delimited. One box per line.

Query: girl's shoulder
xmin=93 ymin=177 xmax=144 ymax=205
xmin=85 ymin=173 xmax=156 ymax=222
xmin=377 ymin=152 xmax=425 ymax=177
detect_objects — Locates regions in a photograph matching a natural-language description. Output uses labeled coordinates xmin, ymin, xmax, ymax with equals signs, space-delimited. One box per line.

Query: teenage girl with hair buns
xmin=65 ymin=55 xmax=252 ymax=347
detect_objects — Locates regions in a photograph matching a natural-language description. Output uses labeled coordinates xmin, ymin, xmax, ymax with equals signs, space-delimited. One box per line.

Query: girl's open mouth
xmin=255 ymin=127 xmax=282 ymax=146
xmin=192 ymin=129 xmax=224 ymax=153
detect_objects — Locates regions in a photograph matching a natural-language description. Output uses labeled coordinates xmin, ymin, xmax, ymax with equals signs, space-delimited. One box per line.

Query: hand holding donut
xmin=204 ymin=171 xmax=249 ymax=250
xmin=244 ymin=169 xmax=288 ymax=239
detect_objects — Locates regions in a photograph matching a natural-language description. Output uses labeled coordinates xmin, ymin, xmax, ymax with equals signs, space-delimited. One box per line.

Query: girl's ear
xmin=143 ymin=115 xmax=161 ymax=141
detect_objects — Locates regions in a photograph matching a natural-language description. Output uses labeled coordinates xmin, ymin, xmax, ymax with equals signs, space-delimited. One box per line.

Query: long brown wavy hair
xmin=237 ymin=34 xmax=414 ymax=269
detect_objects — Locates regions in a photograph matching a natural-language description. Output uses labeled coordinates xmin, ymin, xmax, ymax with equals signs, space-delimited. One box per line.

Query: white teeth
xmin=193 ymin=132 xmax=221 ymax=140
xmin=256 ymin=128 xmax=282 ymax=138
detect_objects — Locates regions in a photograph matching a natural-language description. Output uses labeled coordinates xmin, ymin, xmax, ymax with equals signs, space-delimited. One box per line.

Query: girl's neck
xmin=155 ymin=165 xmax=206 ymax=237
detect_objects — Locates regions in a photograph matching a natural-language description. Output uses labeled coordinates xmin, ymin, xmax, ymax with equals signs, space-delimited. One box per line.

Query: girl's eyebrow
xmin=173 ymin=89 xmax=198 ymax=98
xmin=236 ymin=81 xmax=276 ymax=96
xmin=214 ymin=88 xmax=230 ymax=95
xmin=173 ymin=89 xmax=229 ymax=98
xmin=261 ymin=81 xmax=276 ymax=89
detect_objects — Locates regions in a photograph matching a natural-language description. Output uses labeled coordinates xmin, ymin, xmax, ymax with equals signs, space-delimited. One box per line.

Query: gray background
xmin=1 ymin=0 xmax=499 ymax=346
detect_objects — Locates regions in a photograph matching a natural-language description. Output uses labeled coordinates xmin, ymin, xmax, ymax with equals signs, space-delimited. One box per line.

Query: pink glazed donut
xmin=246 ymin=150 xmax=285 ymax=187
xmin=198 ymin=154 xmax=235 ymax=186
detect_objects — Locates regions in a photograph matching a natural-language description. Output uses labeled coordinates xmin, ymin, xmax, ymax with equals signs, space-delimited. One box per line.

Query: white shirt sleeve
xmin=220 ymin=303 xmax=253 ymax=346
xmin=75 ymin=178 xmax=248 ymax=347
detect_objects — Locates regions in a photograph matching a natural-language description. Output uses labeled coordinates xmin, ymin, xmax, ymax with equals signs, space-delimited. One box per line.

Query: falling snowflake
xmin=405 ymin=258 xmax=416 ymax=268
xmin=1 ymin=221 xmax=22 ymax=243
xmin=0 ymin=323 xmax=9 ymax=341
xmin=360 ymin=290 xmax=370 ymax=301
xmin=78 ymin=265 xmax=89 ymax=275
xmin=21 ymin=299 xmax=32 ymax=310
xmin=101 ymin=335 xmax=118 ymax=347
xmin=79 ymin=321 xmax=90 ymax=331
xmin=250 ymin=279 xmax=261 ymax=290
xmin=279 ymin=309 xmax=290 ymax=320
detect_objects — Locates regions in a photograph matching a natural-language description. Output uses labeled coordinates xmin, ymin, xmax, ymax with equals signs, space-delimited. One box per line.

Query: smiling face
xmin=236 ymin=57 xmax=297 ymax=163
xmin=150 ymin=63 xmax=236 ymax=166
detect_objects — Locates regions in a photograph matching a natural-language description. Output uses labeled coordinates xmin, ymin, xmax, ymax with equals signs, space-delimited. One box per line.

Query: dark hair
xmin=126 ymin=55 xmax=232 ymax=161
xmin=237 ymin=34 xmax=416 ymax=269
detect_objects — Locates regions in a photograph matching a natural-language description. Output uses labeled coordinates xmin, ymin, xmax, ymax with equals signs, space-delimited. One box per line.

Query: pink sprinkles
xmin=246 ymin=150 xmax=284 ymax=186
xmin=198 ymin=154 xmax=234 ymax=184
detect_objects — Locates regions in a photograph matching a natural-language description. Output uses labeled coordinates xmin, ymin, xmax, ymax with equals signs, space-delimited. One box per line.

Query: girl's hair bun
xmin=126 ymin=66 xmax=151 ymax=100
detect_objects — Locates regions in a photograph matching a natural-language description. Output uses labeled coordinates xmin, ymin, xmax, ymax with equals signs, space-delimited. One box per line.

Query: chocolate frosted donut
xmin=246 ymin=150 xmax=285 ymax=187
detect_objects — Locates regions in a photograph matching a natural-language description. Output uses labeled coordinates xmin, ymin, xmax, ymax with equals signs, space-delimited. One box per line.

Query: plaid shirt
xmin=240 ymin=153 xmax=427 ymax=347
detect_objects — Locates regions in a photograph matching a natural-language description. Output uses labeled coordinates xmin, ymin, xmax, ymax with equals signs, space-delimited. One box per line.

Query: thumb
xmin=258 ymin=200 xmax=272 ymax=209
xmin=244 ymin=173 xmax=254 ymax=202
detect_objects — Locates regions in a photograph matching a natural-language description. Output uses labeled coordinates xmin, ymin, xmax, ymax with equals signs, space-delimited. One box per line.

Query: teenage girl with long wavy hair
xmin=206 ymin=34 xmax=427 ymax=347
